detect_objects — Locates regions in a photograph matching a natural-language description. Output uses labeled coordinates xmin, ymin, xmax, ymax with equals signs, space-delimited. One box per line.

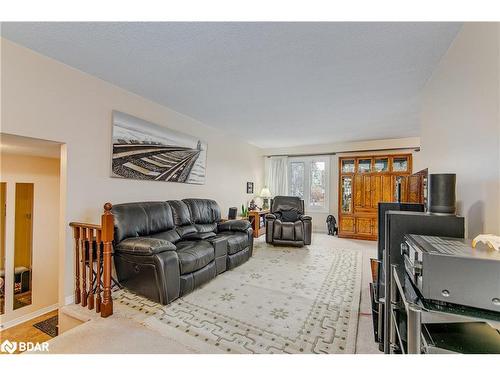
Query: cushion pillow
xmin=280 ymin=208 xmax=300 ymax=222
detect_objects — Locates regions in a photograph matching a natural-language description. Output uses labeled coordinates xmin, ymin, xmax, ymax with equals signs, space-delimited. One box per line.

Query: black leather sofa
xmin=111 ymin=199 xmax=253 ymax=304
xmin=265 ymin=196 xmax=312 ymax=247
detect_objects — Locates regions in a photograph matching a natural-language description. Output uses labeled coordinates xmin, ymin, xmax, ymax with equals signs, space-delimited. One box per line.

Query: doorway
xmin=0 ymin=133 xmax=63 ymax=330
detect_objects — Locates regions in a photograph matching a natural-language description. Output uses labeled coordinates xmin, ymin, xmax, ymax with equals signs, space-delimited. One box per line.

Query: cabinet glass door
xmin=393 ymin=157 xmax=409 ymax=172
xmin=341 ymin=176 xmax=353 ymax=213
xmin=341 ymin=159 xmax=355 ymax=173
xmin=374 ymin=158 xmax=389 ymax=172
xmin=358 ymin=159 xmax=372 ymax=173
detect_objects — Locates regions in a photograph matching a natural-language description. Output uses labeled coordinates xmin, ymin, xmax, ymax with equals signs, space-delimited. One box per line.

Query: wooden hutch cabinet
xmin=338 ymin=154 xmax=413 ymax=240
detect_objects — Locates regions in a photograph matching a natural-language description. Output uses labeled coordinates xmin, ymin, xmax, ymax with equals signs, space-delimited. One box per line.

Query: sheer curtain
xmin=265 ymin=156 xmax=288 ymax=197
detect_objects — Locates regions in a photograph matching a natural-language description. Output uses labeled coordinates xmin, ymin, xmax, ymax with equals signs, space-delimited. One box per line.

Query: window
xmin=289 ymin=161 xmax=305 ymax=199
xmin=288 ymin=156 xmax=330 ymax=212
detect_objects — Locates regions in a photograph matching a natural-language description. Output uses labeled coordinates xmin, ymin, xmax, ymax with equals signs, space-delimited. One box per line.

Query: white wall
xmin=262 ymin=138 xmax=421 ymax=232
xmin=416 ymin=23 xmax=500 ymax=238
xmin=0 ymin=154 xmax=60 ymax=328
xmin=1 ymin=38 xmax=264 ymax=304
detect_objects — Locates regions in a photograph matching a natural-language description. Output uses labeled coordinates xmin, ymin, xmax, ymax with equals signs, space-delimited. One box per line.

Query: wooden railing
xmin=69 ymin=203 xmax=114 ymax=317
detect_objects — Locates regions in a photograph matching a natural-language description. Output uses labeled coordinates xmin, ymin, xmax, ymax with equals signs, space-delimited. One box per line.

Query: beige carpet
xmin=46 ymin=234 xmax=364 ymax=354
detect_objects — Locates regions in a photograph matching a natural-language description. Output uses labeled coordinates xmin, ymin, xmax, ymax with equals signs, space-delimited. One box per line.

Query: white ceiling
xmin=1 ymin=22 xmax=461 ymax=148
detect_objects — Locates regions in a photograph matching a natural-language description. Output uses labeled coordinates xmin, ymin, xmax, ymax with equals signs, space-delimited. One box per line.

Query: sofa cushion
xmin=112 ymin=201 xmax=174 ymax=243
xmin=115 ymin=237 xmax=176 ymax=256
xmin=176 ymin=224 xmax=197 ymax=239
xmin=281 ymin=222 xmax=296 ymax=240
xmin=272 ymin=220 xmax=304 ymax=242
xmin=217 ymin=220 xmax=251 ymax=233
xmin=294 ymin=220 xmax=304 ymax=241
xmin=149 ymin=229 xmax=181 ymax=244
xmin=175 ymin=240 xmax=215 ymax=274
xmin=168 ymin=200 xmax=192 ymax=226
xmin=183 ymin=198 xmax=221 ymax=224
xmin=195 ymin=223 xmax=218 ymax=233
xmin=215 ymin=232 xmax=249 ymax=255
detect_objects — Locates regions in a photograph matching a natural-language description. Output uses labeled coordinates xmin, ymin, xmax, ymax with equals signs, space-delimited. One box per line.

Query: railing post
xmin=87 ymin=228 xmax=95 ymax=310
xmin=100 ymin=202 xmax=114 ymax=317
xmin=95 ymin=229 xmax=102 ymax=314
xmin=81 ymin=227 xmax=87 ymax=307
xmin=72 ymin=226 xmax=81 ymax=305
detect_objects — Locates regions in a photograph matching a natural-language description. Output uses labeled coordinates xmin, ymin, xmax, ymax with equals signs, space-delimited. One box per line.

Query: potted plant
xmin=241 ymin=204 xmax=249 ymax=219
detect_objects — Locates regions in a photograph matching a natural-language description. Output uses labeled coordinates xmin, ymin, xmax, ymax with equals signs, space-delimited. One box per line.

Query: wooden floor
xmin=0 ymin=310 xmax=58 ymax=354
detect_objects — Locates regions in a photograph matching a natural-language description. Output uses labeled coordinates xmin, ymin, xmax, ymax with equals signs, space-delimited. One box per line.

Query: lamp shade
xmin=260 ymin=187 xmax=271 ymax=198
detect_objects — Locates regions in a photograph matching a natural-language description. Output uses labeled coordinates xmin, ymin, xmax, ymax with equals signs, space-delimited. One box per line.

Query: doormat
xmin=33 ymin=316 xmax=58 ymax=338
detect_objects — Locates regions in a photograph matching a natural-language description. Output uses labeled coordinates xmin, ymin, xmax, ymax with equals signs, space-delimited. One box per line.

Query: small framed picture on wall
xmin=246 ymin=182 xmax=254 ymax=194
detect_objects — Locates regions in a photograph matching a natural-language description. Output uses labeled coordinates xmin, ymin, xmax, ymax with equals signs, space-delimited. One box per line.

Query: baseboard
xmin=65 ymin=294 xmax=75 ymax=306
xmin=0 ymin=303 xmax=60 ymax=331
xmin=313 ymin=228 xmax=327 ymax=234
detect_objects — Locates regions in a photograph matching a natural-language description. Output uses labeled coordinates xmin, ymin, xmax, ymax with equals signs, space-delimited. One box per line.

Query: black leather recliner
xmin=265 ymin=196 xmax=312 ymax=247
xmin=111 ymin=199 xmax=253 ymax=305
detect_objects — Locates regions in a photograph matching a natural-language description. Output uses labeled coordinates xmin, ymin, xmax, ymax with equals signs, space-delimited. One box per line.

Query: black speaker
xmin=428 ymin=173 xmax=456 ymax=214
xmin=228 ymin=207 xmax=237 ymax=220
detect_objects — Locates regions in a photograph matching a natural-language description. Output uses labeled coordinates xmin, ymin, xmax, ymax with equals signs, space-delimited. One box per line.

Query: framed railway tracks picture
xmin=111 ymin=111 xmax=207 ymax=184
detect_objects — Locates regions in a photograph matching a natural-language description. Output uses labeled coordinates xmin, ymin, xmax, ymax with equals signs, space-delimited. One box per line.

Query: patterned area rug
xmin=113 ymin=240 xmax=362 ymax=354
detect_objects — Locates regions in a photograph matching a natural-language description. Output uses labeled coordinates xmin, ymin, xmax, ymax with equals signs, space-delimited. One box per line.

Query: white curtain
xmin=265 ymin=156 xmax=288 ymax=197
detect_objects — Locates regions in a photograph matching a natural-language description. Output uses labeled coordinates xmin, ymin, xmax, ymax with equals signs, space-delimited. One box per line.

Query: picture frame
xmin=246 ymin=181 xmax=254 ymax=194
xmin=111 ymin=111 xmax=207 ymax=184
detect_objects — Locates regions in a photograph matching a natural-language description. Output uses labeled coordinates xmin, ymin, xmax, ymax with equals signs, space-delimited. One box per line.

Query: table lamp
xmin=260 ymin=187 xmax=272 ymax=210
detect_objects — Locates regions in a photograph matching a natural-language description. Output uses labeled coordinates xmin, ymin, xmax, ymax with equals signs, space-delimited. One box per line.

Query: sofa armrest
xmin=115 ymin=237 xmax=176 ymax=256
xmin=265 ymin=213 xmax=277 ymax=220
xmin=218 ymin=219 xmax=251 ymax=233
xmin=299 ymin=214 xmax=312 ymax=221
xmin=183 ymin=231 xmax=216 ymax=240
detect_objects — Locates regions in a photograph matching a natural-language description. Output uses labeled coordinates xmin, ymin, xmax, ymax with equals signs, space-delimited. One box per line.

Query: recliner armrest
xmin=183 ymin=231 xmax=216 ymax=240
xmin=115 ymin=237 xmax=177 ymax=256
xmin=218 ymin=219 xmax=251 ymax=232
xmin=299 ymin=214 xmax=312 ymax=221
xmin=265 ymin=213 xmax=277 ymax=220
